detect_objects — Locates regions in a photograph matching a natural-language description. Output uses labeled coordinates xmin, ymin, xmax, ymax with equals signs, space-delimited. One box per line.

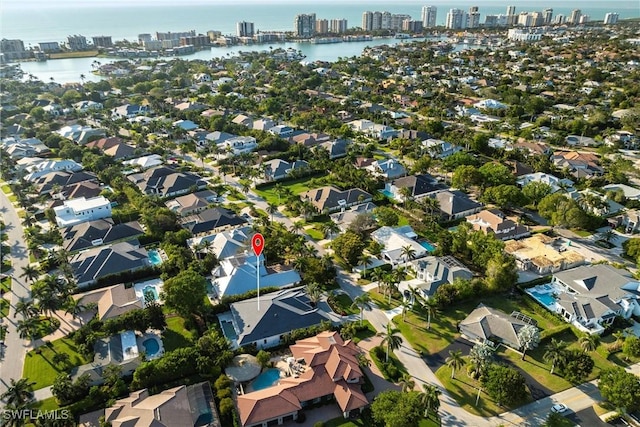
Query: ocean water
xmin=1 ymin=0 xmax=638 ymax=45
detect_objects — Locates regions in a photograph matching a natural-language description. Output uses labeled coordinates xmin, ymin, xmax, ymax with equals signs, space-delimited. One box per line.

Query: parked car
xmin=551 ymin=403 xmax=567 ymax=413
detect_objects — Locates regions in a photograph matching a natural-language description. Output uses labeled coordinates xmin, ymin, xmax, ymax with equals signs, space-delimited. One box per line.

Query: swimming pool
xmin=221 ymin=320 xmax=238 ymax=341
xmin=142 ymin=338 xmax=160 ymax=357
xmin=250 ymin=369 xmax=281 ymax=391
xmin=419 ymin=241 xmax=436 ymax=252
xmin=528 ymin=289 xmax=557 ymax=307
xmin=148 ymin=249 xmax=162 ymax=266
xmin=143 ymin=285 xmax=158 ymax=302
xmin=379 ymin=189 xmax=395 ymax=198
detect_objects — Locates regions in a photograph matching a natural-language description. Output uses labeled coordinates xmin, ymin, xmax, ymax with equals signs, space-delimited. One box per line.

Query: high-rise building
xmin=156 ymin=30 xmax=196 ymax=41
xmin=532 ymin=12 xmax=544 ymax=27
xmin=92 ymin=35 xmax=113 ymax=48
xmin=569 ymin=9 xmax=582 ymax=24
xmin=578 ymin=15 xmax=590 ymax=24
xmin=543 ymin=9 xmax=553 ymax=25
xmin=467 ymin=6 xmax=480 ymax=28
xmin=391 ymin=14 xmax=411 ymax=31
xmin=294 ymin=13 xmax=316 ymax=37
xmin=380 ymin=11 xmax=392 ymax=29
xmin=446 ymin=8 xmax=467 ymax=30
xmin=315 ymin=19 xmax=329 ymax=34
xmin=138 ymin=34 xmax=152 ymax=43
xmin=402 ymin=20 xmax=423 ymax=33
xmin=0 ymin=39 xmax=28 ymax=60
xmin=604 ymin=12 xmax=619 ymax=25
xmin=236 ymin=21 xmax=255 ymax=37
xmin=553 ymin=14 xmax=566 ymax=25
xmin=506 ymin=5 xmax=517 ymax=26
xmin=330 ymin=19 xmax=348 ymax=33
xmin=67 ymin=35 xmax=88 ymax=51
xmin=362 ymin=11 xmax=373 ymax=31
xmin=518 ymin=12 xmax=535 ymax=27
xmin=421 ymin=6 xmax=437 ymax=28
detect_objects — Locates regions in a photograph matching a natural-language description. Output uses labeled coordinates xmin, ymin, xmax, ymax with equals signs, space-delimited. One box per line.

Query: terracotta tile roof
xmin=333 ymin=380 xmax=369 ymax=412
xmin=237 ymin=386 xmax=301 ymax=426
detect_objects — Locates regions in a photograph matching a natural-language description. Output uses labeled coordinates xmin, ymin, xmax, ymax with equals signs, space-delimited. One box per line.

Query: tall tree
xmin=1 ymin=378 xmax=35 ymax=409
xmin=598 ymin=367 xmax=640 ymax=413
xmin=481 ymin=364 xmax=527 ymax=406
xmin=579 ymin=334 xmax=599 ymax=353
xmin=399 ymin=373 xmax=415 ymax=393
xmin=445 ymin=349 xmax=466 ymax=379
xmin=20 ymin=264 xmax=40 ymax=284
xmin=517 ymin=324 xmax=540 ymax=361
xmin=543 ymin=339 xmax=567 ymax=375
xmin=421 ymin=384 xmax=441 ymax=418
xmin=161 ymin=269 xmax=207 ymax=318
xmin=351 ymin=293 xmax=371 ymax=325
xmin=379 ymin=323 xmax=402 ymax=363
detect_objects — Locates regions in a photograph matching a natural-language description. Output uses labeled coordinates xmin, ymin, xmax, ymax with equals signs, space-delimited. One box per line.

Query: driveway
xmin=566 ymin=407 xmax=609 ymax=427
xmin=424 ymin=337 xmax=474 ymax=371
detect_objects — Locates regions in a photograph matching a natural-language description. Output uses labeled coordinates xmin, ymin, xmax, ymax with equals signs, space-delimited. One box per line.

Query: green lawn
xmin=1 ymin=184 xmax=11 ymax=194
xmin=328 ymin=293 xmax=358 ymax=316
xmin=0 ymin=276 xmax=10 ymax=293
xmin=306 ymin=227 xmax=324 ymax=240
xmin=0 ymin=299 xmax=9 ymax=319
xmin=162 ymin=316 xmax=195 ymax=352
xmin=435 ymin=362 xmax=531 ymax=417
xmin=370 ymin=345 xmax=408 ymax=382
xmin=23 ymin=338 xmax=91 ymax=390
xmin=570 ymin=229 xmax=592 ymax=237
xmin=8 ymin=194 xmax=18 ymax=203
xmin=354 ymin=320 xmax=377 ymax=341
xmin=253 ymin=177 xmax=316 ymax=205
xmin=32 ymin=397 xmax=59 ymax=411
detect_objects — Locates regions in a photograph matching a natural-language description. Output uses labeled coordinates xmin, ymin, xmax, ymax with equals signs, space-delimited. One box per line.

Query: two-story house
xmin=53 ymin=196 xmax=112 ymax=228
xmin=467 ymin=209 xmax=530 ymax=241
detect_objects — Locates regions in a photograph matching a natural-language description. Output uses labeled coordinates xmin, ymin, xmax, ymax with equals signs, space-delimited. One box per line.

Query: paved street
xmin=0 ymin=188 xmax=32 ymax=402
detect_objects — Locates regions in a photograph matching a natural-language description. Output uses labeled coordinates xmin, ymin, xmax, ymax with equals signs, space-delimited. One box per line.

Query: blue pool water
xmin=143 ymin=285 xmax=158 ymax=301
xmin=148 ymin=250 xmax=162 ymax=266
xmin=379 ymin=189 xmax=394 ymax=198
xmin=221 ymin=320 xmax=238 ymax=341
xmin=142 ymin=338 xmax=160 ymax=356
xmin=529 ymin=290 xmax=556 ymax=307
xmin=250 ymin=369 xmax=281 ymax=391
xmin=419 ymin=241 xmax=436 ymax=252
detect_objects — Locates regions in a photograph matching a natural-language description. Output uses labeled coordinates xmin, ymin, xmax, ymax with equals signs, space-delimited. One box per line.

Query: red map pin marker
xmin=251 ymin=233 xmax=265 ymax=256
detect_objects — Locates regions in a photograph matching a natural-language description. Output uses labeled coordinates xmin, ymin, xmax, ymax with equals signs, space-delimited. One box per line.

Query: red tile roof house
xmin=236 ymin=331 xmax=369 ymax=427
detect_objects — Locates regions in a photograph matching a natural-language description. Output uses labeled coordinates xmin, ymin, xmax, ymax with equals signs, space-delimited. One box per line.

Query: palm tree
xmin=543 ymin=339 xmax=567 ymax=374
xmin=613 ymin=330 xmax=626 ymax=346
xmin=321 ymin=221 xmax=340 ymax=239
xmin=273 ymin=183 xmax=285 ymax=203
xmin=421 ymin=384 xmax=441 ymax=418
xmin=351 ymin=293 xmax=371 ymax=325
xmin=14 ymin=298 xmax=38 ymax=319
xmin=305 ymin=282 xmax=322 ymax=306
xmin=358 ymin=253 xmax=372 ymax=277
xmin=399 ymin=373 xmax=415 ymax=392
xmin=424 ymin=298 xmax=438 ymax=330
xmin=266 ymin=202 xmax=278 ymax=222
xmin=16 ymin=317 xmax=39 ymax=341
xmin=53 ymin=249 xmax=70 ymax=266
xmin=579 ymin=334 xmax=599 ymax=352
xmin=1 ymin=378 xmax=35 ymax=409
xmin=290 ymin=221 xmax=304 ymax=235
xmin=399 ymin=186 xmax=412 ymax=208
xmin=401 ymin=298 xmax=411 ymax=322
xmin=445 ymin=350 xmax=466 ymax=379
xmin=378 ymin=323 xmax=402 ymax=362
xmin=20 ymin=264 xmax=40 ymax=284
xmin=64 ymin=297 xmax=85 ymax=325
xmin=400 ymin=245 xmax=416 ymax=266
xmin=600 ymin=229 xmax=615 ymax=244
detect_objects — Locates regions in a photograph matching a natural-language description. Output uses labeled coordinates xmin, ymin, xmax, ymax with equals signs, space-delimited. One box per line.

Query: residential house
xmin=173 ymin=119 xmax=198 ymax=131
xmin=76 ymin=284 xmax=144 ymax=321
xmin=33 ymin=171 xmax=97 ymax=194
xmin=23 ymin=158 xmax=84 ymax=181
xmin=224 ymin=287 xmax=332 ymax=349
xmin=62 ymin=219 xmax=144 ymax=253
xmin=111 ymin=104 xmax=150 ymax=119
xmin=128 ymin=166 xmax=206 ymax=198
xmin=400 ymin=256 xmax=473 ymax=301
xmin=613 ymin=210 xmax=640 ymax=234
xmin=329 ymin=202 xmax=377 ymax=232
xmin=268 ymin=125 xmax=294 ymax=137
xmin=552 ymin=151 xmax=603 ymax=178
xmin=460 ymin=304 xmax=534 ymax=350
xmin=204 ymin=131 xmax=235 ymax=146
xmin=174 ymin=102 xmax=208 ymax=112
xmin=513 ymin=141 xmax=550 ymax=156
xmin=232 ymin=114 xmax=253 ymax=127
xmin=347 ymin=119 xmax=397 ymax=140
xmin=122 ymin=154 xmax=164 ymax=170
xmin=290 ymin=132 xmax=331 ymax=147
xmin=301 ymin=186 xmax=373 ymax=214
xmin=220 ymin=136 xmax=258 ymax=155
xmin=421 ymin=139 xmax=462 ymax=159
xmin=603 ymin=183 xmax=640 ymax=201
xmin=165 ymin=190 xmax=218 ymax=216
xmin=86 ymin=137 xmax=136 ymax=160
xmin=53 ymin=196 xmax=112 ymax=228
xmin=366 ymin=159 xmax=406 ymax=180
xmin=73 ymin=100 xmax=103 ymax=112
xmin=467 ymin=209 xmax=530 ymax=241
xmin=434 ymin=190 xmax=483 ymax=221
xmin=211 ymin=253 xmax=301 ymax=299
xmin=180 ymin=207 xmax=247 ymax=236
xmin=193 ymin=73 xmax=211 ymax=83
xmin=505 ymin=234 xmax=585 ymax=275
xmin=320 ymin=139 xmax=350 ymax=159
xmin=566 ymin=135 xmax=598 ymax=147
xmin=370 ymin=225 xmax=427 ymax=266
xmin=550 ymin=264 xmax=640 ymax=332
xmin=77 ymin=128 xmax=107 ymax=145
xmin=384 ymin=174 xmax=447 ymax=202
xmin=261 ymin=159 xmax=310 ymax=182
xmin=517 ymin=172 xmax=574 ymax=193
xmin=104 ymin=383 xmax=219 ymax=427
xmin=58 ymin=181 xmax=103 ymax=201
xmin=187 ymin=226 xmax=252 ymax=260
xmin=236 ymin=331 xmax=368 ymax=426
xmin=70 ymin=240 xmax=151 ymax=288
xmin=252 ymin=118 xmax=276 ymax=132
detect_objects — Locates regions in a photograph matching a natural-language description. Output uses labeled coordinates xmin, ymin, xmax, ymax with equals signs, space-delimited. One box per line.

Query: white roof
xmin=62 ymin=196 xmax=110 ymax=211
